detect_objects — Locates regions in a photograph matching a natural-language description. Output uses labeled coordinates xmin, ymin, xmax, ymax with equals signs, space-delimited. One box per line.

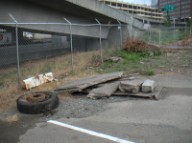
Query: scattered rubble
xmin=123 ymin=38 xmax=160 ymax=54
xmin=56 ymin=72 xmax=162 ymax=100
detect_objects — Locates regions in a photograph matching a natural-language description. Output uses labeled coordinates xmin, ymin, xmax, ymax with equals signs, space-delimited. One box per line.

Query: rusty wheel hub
xmin=26 ymin=93 xmax=49 ymax=103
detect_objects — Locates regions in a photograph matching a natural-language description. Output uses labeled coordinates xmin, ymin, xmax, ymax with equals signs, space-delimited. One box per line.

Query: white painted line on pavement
xmin=48 ymin=120 xmax=135 ymax=143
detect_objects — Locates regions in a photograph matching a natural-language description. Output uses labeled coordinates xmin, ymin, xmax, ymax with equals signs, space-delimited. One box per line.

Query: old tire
xmin=17 ymin=91 xmax=59 ymax=114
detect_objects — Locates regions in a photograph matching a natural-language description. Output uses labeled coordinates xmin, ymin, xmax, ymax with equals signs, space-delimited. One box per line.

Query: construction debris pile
xmin=56 ymin=72 xmax=162 ymax=100
xmin=123 ymin=38 xmax=160 ymax=53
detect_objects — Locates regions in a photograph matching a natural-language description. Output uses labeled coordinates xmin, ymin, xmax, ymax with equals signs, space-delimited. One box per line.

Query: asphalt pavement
xmin=1 ymin=74 xmax=192 ymax=143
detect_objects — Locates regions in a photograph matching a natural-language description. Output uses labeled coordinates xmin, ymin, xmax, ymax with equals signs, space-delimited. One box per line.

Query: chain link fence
xmin=0 ymin=20 xmax=124 ymax=89
xmin=0 ymin=18 xmax=190 ymax=89
xmin=140 ymin=22 xmax=191 ymax=47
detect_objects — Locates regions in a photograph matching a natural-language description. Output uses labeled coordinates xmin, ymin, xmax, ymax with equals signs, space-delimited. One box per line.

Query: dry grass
xmin=0 ymin=83 xmax=21 ymax=112
xmin=0 ymin=50 xmax=99 ymax=111
xmin=1 ymin=47 xmax=192 ymax=112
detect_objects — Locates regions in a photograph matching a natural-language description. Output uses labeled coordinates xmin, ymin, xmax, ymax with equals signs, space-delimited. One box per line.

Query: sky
xmin=116 ymin=0 xmax=152 ymax=5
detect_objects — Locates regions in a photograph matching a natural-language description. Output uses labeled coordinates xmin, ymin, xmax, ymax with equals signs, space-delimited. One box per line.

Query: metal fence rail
xmin=0 ymin=16 xmax=190 ymax=88
xmin=0 ymin=17 xmax=127 ymax=87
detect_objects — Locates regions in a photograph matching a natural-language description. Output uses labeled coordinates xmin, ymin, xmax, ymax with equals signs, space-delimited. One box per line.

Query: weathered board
xmin=56 ymin=72 xmax=123 ymax=92
xmin=113 ymin=86 xmax=163 ymax=100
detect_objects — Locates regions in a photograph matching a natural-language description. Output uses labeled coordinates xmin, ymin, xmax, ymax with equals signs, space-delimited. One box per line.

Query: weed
xmin=2 ymin=47 xmax=189 ymax=111
xmin=112 ymin=50 xmax=147 ymax=62
xmin=99 ymin=49 xmax=152 ymax=74
xmin=141 ymin=70 xmax=155 ymax=76
xmin=91 ymin=53 xmax=102 ymax=66
xmin=41 ymin=62 xmax=54 ymax=73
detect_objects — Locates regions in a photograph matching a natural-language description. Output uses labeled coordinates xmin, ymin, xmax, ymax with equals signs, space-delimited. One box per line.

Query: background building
xmin=158 ymin=0 xmax=192 ymax=20
xmin=151 ymin=0 xmax=158 ymax=7
xmin=115 ymin=0 xmax=151 ymax=6
xmin=99 ymin=0 xmax=163 ymax=21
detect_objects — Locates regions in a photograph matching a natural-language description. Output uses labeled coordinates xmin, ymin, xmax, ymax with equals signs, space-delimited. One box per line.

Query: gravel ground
xmin=0 ymin=47 xmax=192 ymax=143
xmin=0 ymin=86 xmax=192 ymax=143
xmin=53 ymin=94 xmax=142 ymax=119
xmin=0 ymin=94 xmax=145 ymax=143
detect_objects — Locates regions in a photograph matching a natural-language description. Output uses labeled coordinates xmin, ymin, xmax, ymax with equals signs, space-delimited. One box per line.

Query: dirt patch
xmin=151 ymin=49 xmax=192 ymax=75
xmin=175 ymin=37 xmax=192 ymax=47
xmin=0 ymin=51 xmax=98 ymax=112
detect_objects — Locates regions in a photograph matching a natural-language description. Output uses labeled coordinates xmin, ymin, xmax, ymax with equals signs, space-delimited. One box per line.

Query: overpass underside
xmin=0 ymin=0 xmax=146 ymax=66
xmin=0 ymin=0 xmax=112 ymax=39
xmin=0 ymin=0 xmax=144 ymax=38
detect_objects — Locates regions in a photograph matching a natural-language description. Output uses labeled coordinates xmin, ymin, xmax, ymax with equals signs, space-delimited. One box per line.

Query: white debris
xmin=141 ymin=79 xmax=155 ymax=93
xmin=23 ymin=72 xmax=54 ymax=90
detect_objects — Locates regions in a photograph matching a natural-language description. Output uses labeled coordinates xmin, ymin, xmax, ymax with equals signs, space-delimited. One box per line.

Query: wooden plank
xmin=113 ymin=87 xmax=163 ymax=100
xmin=87 ymin=82 xmax=120 ymax=99
xmin=113 ymin=92 xmax=155 ymax=98
xmin=56 ymin=72 xmax=123 ymax=92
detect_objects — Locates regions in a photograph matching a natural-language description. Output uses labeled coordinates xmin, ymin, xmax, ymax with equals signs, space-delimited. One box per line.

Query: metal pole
xmin=159 ymin=28 xmax=161 ymax=46
xmin=117 ymin=20 xmax=123 ymax=49
xmin=64 ymin=18 xmax=74 ymax=71
xmin=189 ymin=18 xmax=192 ymax=36
xmin=173 ymin=18 xmax=175 ymax=29
xmin=95 ymin=19 xmax=103 ymax=63
xmin=131 ymin=17 xmax=133 ymax=38
xmin=185 ymin=22 xmax=187 ymax=37
xmin=9 ymin=14 xmax=21 ymax=85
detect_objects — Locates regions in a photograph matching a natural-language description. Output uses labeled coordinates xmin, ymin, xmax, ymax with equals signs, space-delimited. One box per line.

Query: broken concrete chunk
xmin=119 ymin=79 xmax=145 ymax=93
xmin=87 ymin=82 xmax=119 ymax=99
xmin=141 ymin=79 xmax=155 ymax=93
xmin=23 ymin=72 xmax=54 ymax=90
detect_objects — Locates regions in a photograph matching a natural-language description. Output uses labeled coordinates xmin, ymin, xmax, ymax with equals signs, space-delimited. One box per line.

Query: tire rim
xmin=26 ymin=92 xmax=49 ymax=103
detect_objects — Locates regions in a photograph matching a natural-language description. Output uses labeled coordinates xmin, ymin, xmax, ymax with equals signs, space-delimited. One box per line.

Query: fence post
xmin=95 ymin=19 xmax=103 ymax=63
xmin=159 ymin=29 xmax=161 ymax=46
xmin=9 ymin=14 xmax=21 ymax=86
xmin=130 ymin=16 xmax=133 ymax=38
xmin=185 ymin=22 xmax=187 ymax=37
xmin=64 ymin=18 xmax=74 ymax=71
xmin=117 ymin=20 xmax=123 ymax=49
xmin=173 ymin=18 xmax=175 ymax=29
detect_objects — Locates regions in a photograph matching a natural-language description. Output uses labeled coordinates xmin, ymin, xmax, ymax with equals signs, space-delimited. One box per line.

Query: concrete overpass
xmin=0 ymin=0 xmax=146 ymax=67
xmin=0 ymin=0 xmax=143 ymax=38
